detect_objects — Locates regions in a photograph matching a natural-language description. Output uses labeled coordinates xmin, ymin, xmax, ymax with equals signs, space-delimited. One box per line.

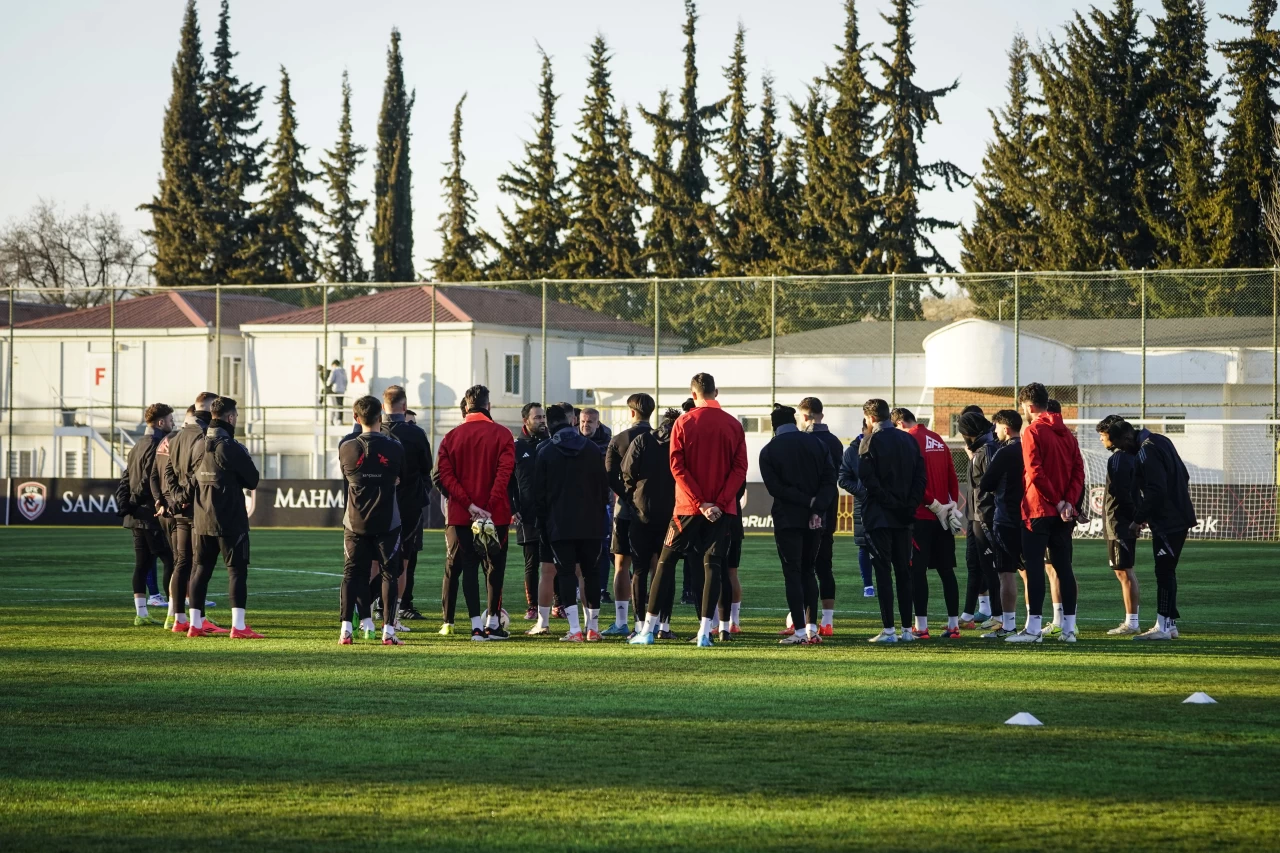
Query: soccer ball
xmin=480 ymin=608 xmax=510 ymax=630
xmin=471 ymin=518 xmax=496 ymax=538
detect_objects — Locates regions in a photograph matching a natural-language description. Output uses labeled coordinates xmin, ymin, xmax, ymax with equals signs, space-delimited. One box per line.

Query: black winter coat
xmin=509 ymin=429 xmax=547 ymax=543
xmin=1132 ymin=429 xmax=1196 ymax=534
xmin=534 ymin=426 xmax=608 ymax=542
xmin=606 ymin=421 xmax=652 ymax=520
xmin=759 ymin=426 xmax=838 ymax=530
xmin=621 ymin=420 xmax=675 ymax=526
xmin=161 ymin=411 xmax=212 ymax=519
xmin=856 ymin=421 xmax=926 ymax=530
xmin=116 ymin=430 xmax=165 ymax=530
xmin=192 ymin=420 xmax=260 ymax=539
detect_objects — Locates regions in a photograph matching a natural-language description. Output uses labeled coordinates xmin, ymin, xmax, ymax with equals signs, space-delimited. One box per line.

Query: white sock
xmin=1156 ymin=614 xmax=1168 ymax=632
xmin=167 ymin=598 xmax=178 ymax=619
xmin=470 ymin=616 xmax=483 ymax=631
xmin=341 ymin=621 xmax=353 ymax=637
xmin=882 ymin=627 xmax=896 ymax=636
xmin=586 ymin=607 xmax=600 ymax=632
xmin=384 ymin=622 xmax=396 ymax=639
xmin=698 ymin=616 xmax=713 ymax=637
xmin=566 ymin=605 xmax=581 ymax=635
xmin=710 ymin=615 xmax=720 ymax=632
xmin=134 ymin=597 xmax=147 ymax=617
xmin=644 ymin=613 xmax=660 ymax=634
xmin=730 ymin=602 xmax=741 ymax=626
xmin=659 ymin=619 xmax=670 ymax=633
xmin=947 ymin=615 xmax=959 ymax=630
xmin=961 ymin=612 xmax=974 ymax=623
xmin=1062 ymin=614 xmax=1076 ymax=635
xmin=914 ymin=615 xmax=927 ymax=633
xmin=1126 ymin=611 xmax=1139 ymax=629
xmin=821 ymin=608 xmax=834 ymax=627
xmin=537 ymin=606 xmax=550 ymax=629
xmin=1026 ymin=614 xmax=1042 ymax=635
xmin=615 ymin=600 xmax=629 ymax=628
xmin=806 ymin=623 xmax=818 ymax=639
xmin=232 ymin=607 xmax=246 ymax=631
xmin=1052 ymin=603 xmax=1064 ymax=626
xmin=488 ymin=613 xmax=499 ymax=629
xmin=1002 ymin=612 xmax=1016 ymax=631
xmin=978 ymin=594 xmax=990 ymax=613
xmin=175 ymin=611 xmax=188 ymax=624
xmin=190 ymin=607 xmax=204 ymax=629
xmin=360 ymin=617 xmax=375 ymax=632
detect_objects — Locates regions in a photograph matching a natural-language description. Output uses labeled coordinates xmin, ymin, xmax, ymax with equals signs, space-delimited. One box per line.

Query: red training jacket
xmin=1020 ymin=410 xmax=1085 ymax=522
xmin=436 ymin=412 xmax=516 ymax=526
xmin=669 ymin=400 xmax=748 ymax=518
xmin=906 ymin=423 xmax=959 ymax=522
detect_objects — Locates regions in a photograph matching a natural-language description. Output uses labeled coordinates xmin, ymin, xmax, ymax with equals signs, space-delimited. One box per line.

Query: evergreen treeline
xmin=144 ymin=0 xmax=1280 ymax=328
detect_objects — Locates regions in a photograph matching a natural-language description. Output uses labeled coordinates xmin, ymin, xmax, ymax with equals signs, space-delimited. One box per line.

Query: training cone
xmin=1183 ymin=692 xmax=1217 ymax=705
xmin=1004 ymin=712 xmax=1043 ymax=726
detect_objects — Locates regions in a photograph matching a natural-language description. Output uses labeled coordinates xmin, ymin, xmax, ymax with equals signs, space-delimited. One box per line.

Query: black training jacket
xmin=192 ymin=420 xmax=261 ymax=539
xmin=967 ymin=431 xmax=998 ymax=526
xmin=856 ymin=421 xmax=926 ymax=530
xmin=837 ymin=435 xmax=867 ymax=544
xmin=621 ymin=419 xmax=676 ymax=526
xmin=340 ymin=430 xmax=407 ymax=536
xmin=606 ymin=421 xmax=652 ymax=520
xmin=979 ymin=437 xmax=1024 ymax=529
xmin=760 ymin=425 xmax=838 ymax=530
xmin=385 ymin=415 xmax=432 ymax=516
xmin=116 ymin=430 xmax=165 ymax=530
xmin=809 ymin=424 xmax=844 ymax=530
xmin=509 ymin=429 xmax=547 ymax=543
xmin=534 ymin=425 xmax=608 ymax=542
xmin=1103 ymin=448 xmax=1139 ymax=539
xmin=161 ymin=411 xmax=212 ymax=520
xmin=1131 ymin=429 xmax=1196 ymax=534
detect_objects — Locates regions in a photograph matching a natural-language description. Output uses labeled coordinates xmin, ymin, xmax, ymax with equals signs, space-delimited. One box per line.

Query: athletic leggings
xmin=634 ymin=554 xmax=674 ymax=623
xmin=814 ymin=527 xmax=836 ymax=601
xmin=1152 ymin=530 xmax=1186 ymax=619
xmin=131 ymin=527 xmax=173 ymax=597
xmin=190 ymin=534 xmax=248 ymax=611
xmin=776 ymin=527 xmax=820 ymax=630
xmin=401 ymin=550 xmax=419 ymax=610
xmin=867 ymin=527 xmax=913 ymax=630
xmin=522 ymin=543 xmax=540 ymax=608
xmin=857 ymin=546 xmax=873 ymax=588
xmin=169 ymin=521 xmax=194 ymax=607
xmin=1021 ymin=516 xmax=1076 ymax=618
xmin=442 ymin=525 xmax=508 ymax=622
xmin=965 ymin=523 xmax=1003 ymax=617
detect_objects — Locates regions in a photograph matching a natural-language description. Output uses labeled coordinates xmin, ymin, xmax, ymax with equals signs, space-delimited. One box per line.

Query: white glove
xmin=928 ymin=499 xmax=949 ymax=528
xmin=946 ymin=503 xmax=965 ymax=535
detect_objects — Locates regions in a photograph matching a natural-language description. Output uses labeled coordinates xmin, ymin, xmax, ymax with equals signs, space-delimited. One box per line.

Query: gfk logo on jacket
xmin=925 ymin=434 xmax=948 ymax=453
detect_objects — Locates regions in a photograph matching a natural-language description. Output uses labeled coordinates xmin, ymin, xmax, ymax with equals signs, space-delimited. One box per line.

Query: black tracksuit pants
xmin=775 ymin=527 xmax=820 ymax=630
xmin=965 ymin=522 xmax=1003 ymax=618
xmin=814 ymin=527 xmax=836 ymax=601
xmin=342 ymin=528 xmax=402 ymax=623
xmin=131 ymin=527 xmax=173 ymax=597
xmin=1021 ymin=516 xmax=1076 ymax=618
xmin=867 ymin=526 xmax=913 ymax=630
xmin=442 ymin=524 xmax=508 ymax=623
xmin=169 ymin=519 xmax=194 ymax=607
xmin=190 ymin=533 xmax=249 ymax=611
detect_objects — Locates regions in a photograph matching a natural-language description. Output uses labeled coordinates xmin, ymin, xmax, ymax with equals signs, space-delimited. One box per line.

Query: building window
xmin=63 ymin=450 xmax=87 ymax=477
xmin=7 ymin=450 xmax=33 ymax=478
xmin=504 ymin=354 xmax=521 ymax=396
xmin=738 ymin=415 xmax=769 ymax=433
xmin=1161 ymin=414 xmax=1186 ymax=435
xmin=949 ymin=413 xmax=961 ymax=438
xmin=220 ymin=355 xmax=243 ymax=398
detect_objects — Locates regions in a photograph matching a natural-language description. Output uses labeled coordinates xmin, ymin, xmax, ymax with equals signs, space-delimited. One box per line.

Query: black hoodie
xmin=760 ymin=424 xmax=838 ymax=530
xmin=162 ymin=410 xmax=212 ymax=519
xmin=533 ymin=424 xmax=608 ymax=541
xmin=116 ymin=428 xmax=166 ymax=530
xmin=509 ymin=426 xmax=548 ymax=543
xmin=606 ymin=420 xmax=652 ymax=520
xmin=192 ymin=419 xmax=260 ymax=538
xmin=620 ymin=417 xmax=676 ymax=525
xmin=1131 ymin=429 xmax=1196 ymax=534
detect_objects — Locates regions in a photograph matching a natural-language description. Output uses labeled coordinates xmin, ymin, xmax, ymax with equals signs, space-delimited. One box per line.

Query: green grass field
xmin=1 ymin=528 xmax=1277 ymax=852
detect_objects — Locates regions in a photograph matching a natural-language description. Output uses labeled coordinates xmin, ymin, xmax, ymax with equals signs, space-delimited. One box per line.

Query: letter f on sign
xmin=95 ymin=367 xmax=106 ymax=385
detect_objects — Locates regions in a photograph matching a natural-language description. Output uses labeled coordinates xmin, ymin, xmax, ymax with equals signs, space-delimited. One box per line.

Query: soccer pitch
xmin=1 ymin=529 xmax=1277 ymax=852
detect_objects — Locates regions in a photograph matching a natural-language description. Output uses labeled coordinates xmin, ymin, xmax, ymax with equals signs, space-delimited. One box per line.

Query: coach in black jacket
xmin=856 ymin=398 xmax=926 ymax=639
xmin=621 ymin=407 xmax=677 ymax=625
xmin=382 ymin=385 xmax=433 ymax=620
xmin=603 ymin=393 xmax=655 ymax=629
xmin=162 ymin=393 xmax=216 ymax=623
xmin=189 ymin=396 xmax=262 ymax=638
xmin=759 ymin=405 xmax=837 ymax=643
xmin=116 ymin=403 xmax=176 ymax=624
xmin=509 ymin=403 xmax=553 ymax=626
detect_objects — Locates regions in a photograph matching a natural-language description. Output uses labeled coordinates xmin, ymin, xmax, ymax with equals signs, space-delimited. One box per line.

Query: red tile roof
xmin=251 ymin=284 xmax=653 ymax=337
xmin=15 ymin=290 xmax=296 ymax=331
xmin=0 ymin=301 xmax=72 ymax=328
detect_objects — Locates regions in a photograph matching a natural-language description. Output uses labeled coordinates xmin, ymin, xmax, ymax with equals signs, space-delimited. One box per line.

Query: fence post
xmin=1272 ymin=266 xmax=1277 ymax=423
xmin=541 ymin=279 xmax=548 ymax=406
xmin=261 ymin=406 xmax=267 ymax=475
xmin=214 ymin=284 xmax=222 ymax=394
xmin=1013 ymin=269 xmax=1020 ymax=404
xmin=6 ymin=285 xmax=13 ymax=501
xmin=430 ymin=284 xmax=437 ymax=453
xmin=889 ymin=273 xmax=897 ymax=408
xmin=770 ymin=276 xmax=778 ymax=406
xmin=1140 ymin=268 xmax=1147 ymax=420
xmin=110 ymin=283 xmax=117 ymax=465
xmin=321 ymin=283 xmax=328 ymax=478
xmin=653 ymin=278 xmax=660 ymax=408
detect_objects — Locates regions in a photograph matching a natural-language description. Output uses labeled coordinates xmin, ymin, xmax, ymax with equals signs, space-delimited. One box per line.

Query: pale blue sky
xmin=0 ymin=0 xmax=1259 ymax=273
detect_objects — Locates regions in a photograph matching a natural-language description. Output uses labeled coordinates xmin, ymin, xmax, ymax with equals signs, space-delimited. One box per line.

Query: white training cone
xmin=1183 ymin=692 xmax=1217 ymax=704
xmin=1005 ymin=712 xmax=1043 ymax=726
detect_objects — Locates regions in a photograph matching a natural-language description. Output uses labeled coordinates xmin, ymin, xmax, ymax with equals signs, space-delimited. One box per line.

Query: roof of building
xmin=693 ymin=320 xmax=950 ymax=356
xmin=247 ymin=284 xmax=654 ymax=337
xmin=0 ymin=301 xmax=72 ymax=328
xmin=14 ymin=290 xmax=295 ymax=332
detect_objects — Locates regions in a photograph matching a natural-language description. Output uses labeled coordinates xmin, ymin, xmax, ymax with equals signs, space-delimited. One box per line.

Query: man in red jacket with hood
xmin=1007 ymin=382 xmax=1085 ymax=643
xmin=435 ymin=385 xmax=516 ymax=641
xmin=629 ymin=373 xmax=748 ymax=647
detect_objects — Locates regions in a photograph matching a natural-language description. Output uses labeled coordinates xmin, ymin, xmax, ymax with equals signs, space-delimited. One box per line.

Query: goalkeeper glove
xmin=947 ymin=503 xmax=965 ymax=535
xmin=928 ymin=499 xmax=949 ymax=529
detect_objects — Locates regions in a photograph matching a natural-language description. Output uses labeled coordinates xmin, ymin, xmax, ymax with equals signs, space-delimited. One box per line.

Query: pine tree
xmin=711 ymin=24 xmax=757 ymax=277
xmin=1145 ymin=0 xmax=1219 ymax=271
xmin=781 ymin=88 xmax=833 ymax=275
xmin=1031 ymin=0 xmax=1155 ymax=279
xmin=1215 ymin=0 xmax=1280 ymax=272
xmin=873 ymin=0 xmax=969 ymax=294
xmin=371 ymin=27 xmax=416 ymax=282
xmin=774 ymin=135 xmax=805 ymax=269
xmin=960 ymin=32 xmax=1043 ymax=282
xmin=142 ymin=0 xmax=210 ymax=286
xmin=247 ymin=67 xmax=322 ymax=289
xmin=560 ymin=35 xmax=643 ymax=284
xmin=199 ymin=0 xmax=264 ymax=284
xmin=487 ymin=47 xmax=569 ymax=281
xmin=319 ymin=70 xmax=369 ymax=287
xmin=641 ymin=90 xmax=684 ymax=277
xmin=431 ymin=94 xmax=486 ymax=282
xmin=742 ymin=74 xmax=785 ymax=274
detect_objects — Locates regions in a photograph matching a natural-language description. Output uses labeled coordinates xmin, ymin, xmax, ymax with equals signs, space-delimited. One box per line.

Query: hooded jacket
xmin=808 ymin=424 xmax=844 ymax=530
xmin=966 ymin=430 xmax=998 ymax=526
xmin=116 ymin=428 xmax=166 ymax=530
xmin=340 ymin=430 xmax=406 ymax=536
xmin=533 ymin=425 xmax=608 ymax=541
xmin=1021 ymin=411 xmax=1086 ymax=521
xmin=385 ymin=414 xmax=432 ymax=518
xmin=606 ymin=420 xmax=652 ymax=520
xmin=435 ymin=411 xmax=516 ymax=526
xmin=856 ymin=420 xmax=927 ymax=530
xmin=192 ymin=419 xmax=260 ymax=539
xmin=1131 ymin=429 xmax=1196 ymax=534
xmin=621 ymin=417 xmax=676 ymax=525
xmin=161 ymin=410 xmax=212 ymax=520
xmin=837 ymin=434 xmax=866 ymax=544
xmin=1103 ymin=447 xmax=1139 ymax=539
xmin=979 ymin=437 xmax=1024 ymax=528
xmin=759 ymin=424 xmax=838 ymax=530
xmin=670 ymin=400 xmax=748 ymax=517
xmin=509 ymin=426 xmax=548 ymax=543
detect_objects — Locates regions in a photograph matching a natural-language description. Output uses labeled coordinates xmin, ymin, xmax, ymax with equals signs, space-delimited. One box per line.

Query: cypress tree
xmin=487 ymin=47 xmax=569 ymax=281
xmin=873 ymin=0 xmax=969 ymax=291
xmin=560 ymin=35 xmax=642 ymax=283
xmin=773 ymin=135 xmax=805 ymax=270
xmin=781 ymin=89 xmax=833 ymax=275
xmin=200 ymin=0 xmax=264 ymax=284
xmin=1215 ymin=0 xmax=1280 ymax=271
xmin=142 ymin=0 xmax=210 ymax=286
xmin=1145 ymin=0 xmax=1219 ymax=271
xmin=431 ymin=94 xmax=486 ymax=282
xmin=319 ymin=70 xmax=369 ymax=286
xmin=641 ymin=91 xmax=684 ymax=277
xmin=371 ymin=27 xmax=416 ymax=282
xmin=712 ymin=24 xmax=756 ymax=277
xmin=247 ymin=67 xmax=322 ymax=288
xmin=742 ymin=74 xmax=785 ymax=275
xmin=960 ymin=32 xmax=1043 ymax=279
